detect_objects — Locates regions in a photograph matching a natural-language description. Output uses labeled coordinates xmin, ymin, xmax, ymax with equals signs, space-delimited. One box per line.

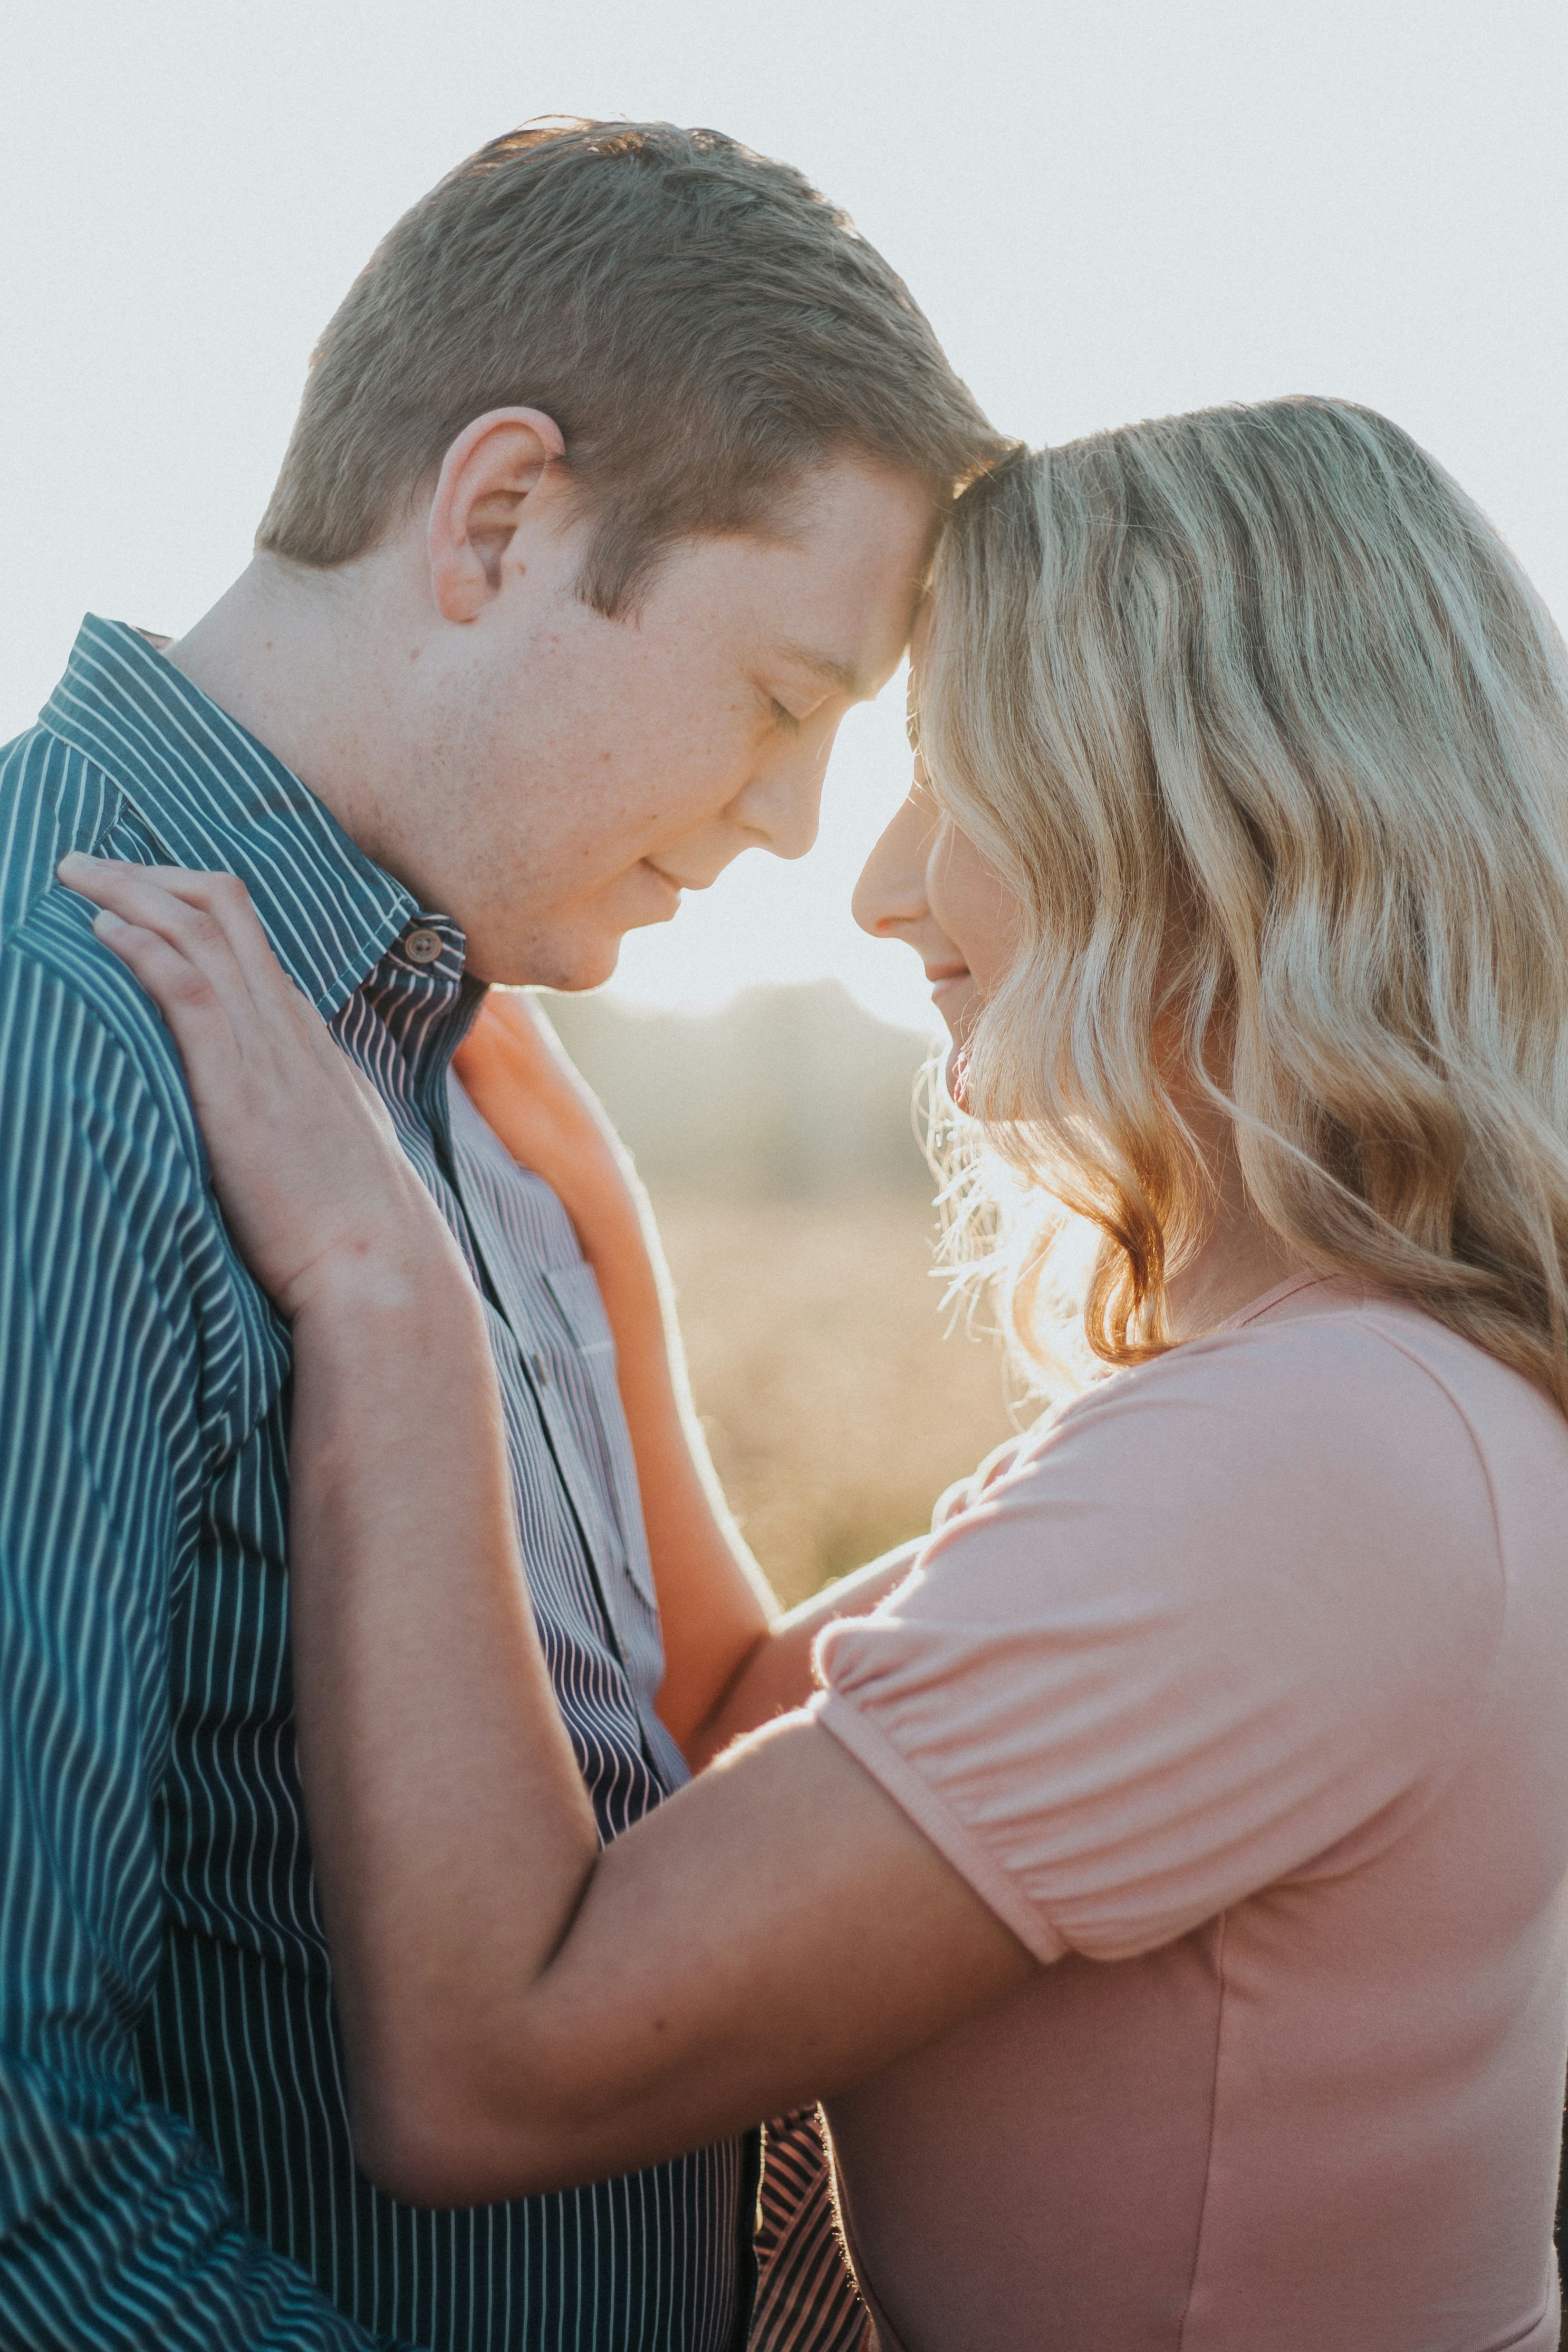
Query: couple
xmin=6 ymin=120 xmax=1568 ymax=2352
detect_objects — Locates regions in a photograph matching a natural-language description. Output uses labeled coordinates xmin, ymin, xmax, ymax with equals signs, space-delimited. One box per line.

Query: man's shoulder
xmin=0 ymin=722 xmax=205 ymax=1190
xmin=0 ymin=731 xmax=285 ymax=1447
xmin=0 ymin=720 xmax=127 ymax=944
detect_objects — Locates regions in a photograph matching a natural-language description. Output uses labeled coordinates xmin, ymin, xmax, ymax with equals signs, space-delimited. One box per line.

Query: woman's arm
xmin=453 ymin=993 xmax=918 ymax=1760
xmin=65 ymin=857 xmax=1035 ymax=2206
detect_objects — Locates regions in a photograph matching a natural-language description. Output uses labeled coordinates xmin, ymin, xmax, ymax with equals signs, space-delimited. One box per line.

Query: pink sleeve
xmin=813 ymin=1317 xmax=1504 ymax=1964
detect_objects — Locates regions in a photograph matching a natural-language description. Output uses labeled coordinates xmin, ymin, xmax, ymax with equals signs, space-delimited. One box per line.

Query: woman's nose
xmin=853 ymin=783 xmax=934 ymax=938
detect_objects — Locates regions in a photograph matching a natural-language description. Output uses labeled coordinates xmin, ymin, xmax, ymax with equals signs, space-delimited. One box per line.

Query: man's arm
xmin=453 ymin=993 xmax=919 ymax=1758
xmin=0 ymin=951 xmax=380 ymax=2350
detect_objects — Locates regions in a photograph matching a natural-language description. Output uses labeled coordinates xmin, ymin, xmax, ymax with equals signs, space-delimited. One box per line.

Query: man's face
xmin=388 ymin=456 xmax=936 ymax=987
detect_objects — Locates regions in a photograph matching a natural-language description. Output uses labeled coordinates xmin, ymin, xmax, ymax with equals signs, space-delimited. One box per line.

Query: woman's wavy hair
xmin=920 ymin=397 xmax=1568 ymax=1407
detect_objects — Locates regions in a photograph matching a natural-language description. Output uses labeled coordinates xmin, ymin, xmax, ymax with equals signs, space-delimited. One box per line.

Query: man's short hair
xmin=256 ymin=118 xmax=1010 ymax=612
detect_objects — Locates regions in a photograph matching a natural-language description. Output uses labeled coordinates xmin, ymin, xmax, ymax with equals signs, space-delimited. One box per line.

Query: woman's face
xmin=853 ymin=757 xmax=1024 ymax=1097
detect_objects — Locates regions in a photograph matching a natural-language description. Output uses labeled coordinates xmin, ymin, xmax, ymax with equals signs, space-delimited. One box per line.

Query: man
xmin=0 ymin=119 xmax=1001 ymax=2349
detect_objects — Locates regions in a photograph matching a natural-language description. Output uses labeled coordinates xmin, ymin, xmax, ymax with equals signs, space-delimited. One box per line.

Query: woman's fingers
xmin=85 ymin=907 xmax=248 ymax=1107
xmin=60 ymin=855 xmax=386 ymax=1126
xmin=139 ymin=868 xmax=347 ymax=1068
xmin=474 ymin=988 xmax=565 ymax=1074
xmin=456 ymin=993 xmax=620 ymax=1152
xmin=58 ymin=853 xmax=454 ymax=1317
xmin=59 ymin=855 xmax=281 ymax=1046
xmin=59 ymin=853 xmax=368 ymax=1106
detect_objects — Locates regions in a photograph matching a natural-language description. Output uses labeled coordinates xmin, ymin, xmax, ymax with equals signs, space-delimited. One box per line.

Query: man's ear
xmin=427 ymin=408 xmax=569 ymax=622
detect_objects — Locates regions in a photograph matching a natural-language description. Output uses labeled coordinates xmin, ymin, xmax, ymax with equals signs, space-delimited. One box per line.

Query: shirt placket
xmin=357 ymin=918 xmax=656 ymax=1698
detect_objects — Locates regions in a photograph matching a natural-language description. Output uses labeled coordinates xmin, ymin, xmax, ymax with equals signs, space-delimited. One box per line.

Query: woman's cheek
xmin=928 ymin=834 xmax=1024 ymax=1002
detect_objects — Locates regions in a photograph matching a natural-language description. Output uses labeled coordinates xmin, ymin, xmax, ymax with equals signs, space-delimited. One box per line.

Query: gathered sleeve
xmin=813 ymin=1319 xmax=1503 ymax=1965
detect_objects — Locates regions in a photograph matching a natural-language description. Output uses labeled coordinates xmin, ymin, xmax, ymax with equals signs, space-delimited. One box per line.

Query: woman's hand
xmin=56 ymin=854 xmax=459 ymax=1319
xmin=453 ymin=992 xmax=663 ymax=1342
xmin=453 ymin=990 xmax=651 ymax=1269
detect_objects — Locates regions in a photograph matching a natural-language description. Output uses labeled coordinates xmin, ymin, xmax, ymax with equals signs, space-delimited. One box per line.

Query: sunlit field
xmin=545 ymin=982 xmax=1024 ymax=1608
xmin=650 ymin=1189 xmax=1018 ymax=1610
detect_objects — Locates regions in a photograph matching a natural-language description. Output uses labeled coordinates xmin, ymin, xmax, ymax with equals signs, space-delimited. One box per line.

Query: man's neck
xmin=166 ymin=555 xmax=407 ymax=881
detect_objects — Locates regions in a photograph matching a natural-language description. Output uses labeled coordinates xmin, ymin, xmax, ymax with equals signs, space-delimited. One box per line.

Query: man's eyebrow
xmin=776 ymin=642 xmax=872 ymax=702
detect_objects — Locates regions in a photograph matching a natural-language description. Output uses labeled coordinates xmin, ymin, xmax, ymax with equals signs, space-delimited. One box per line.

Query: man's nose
xmin=732 ymin=750 xmax=826 ymax=862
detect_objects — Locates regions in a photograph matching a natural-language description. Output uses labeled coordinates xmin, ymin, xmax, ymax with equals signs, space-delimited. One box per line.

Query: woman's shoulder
xmin=917 ymin=1278 xmax=1563 ymax=1662
xmin=1032 ymin=1275 xmax=1568 ymax=1513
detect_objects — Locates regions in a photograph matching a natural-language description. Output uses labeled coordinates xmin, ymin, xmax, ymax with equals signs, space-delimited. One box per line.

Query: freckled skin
xmin=166 ymin=419 xmax=938 ymax=993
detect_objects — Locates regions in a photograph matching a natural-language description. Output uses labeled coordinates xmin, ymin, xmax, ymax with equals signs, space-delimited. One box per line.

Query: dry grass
xmin=650 ymin=1189 xmax=1021 ymax=1610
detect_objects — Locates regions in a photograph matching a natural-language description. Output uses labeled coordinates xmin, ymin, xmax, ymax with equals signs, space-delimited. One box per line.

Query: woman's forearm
xmin=563 ymin=1172 xmax=784 ymax=1751
xmin=571 ymin=1180 xmax=927 ymax=1758
xmin=285 ymin=1249 xmax=600 ymax=2185
xmin=284 ymin=1253 xmax=1027 ymax=2211
xmin=684 ymin=1540 xmax=926 ymax=1769
xmin=453 ymin=996 xmax=931 ymax=1753
xmin=452 ymin=999 xmax=778 ymax=1751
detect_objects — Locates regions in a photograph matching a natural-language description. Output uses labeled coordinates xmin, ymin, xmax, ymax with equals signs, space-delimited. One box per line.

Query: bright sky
xmin=5 ymin=0 xmax=1565 ymax=1032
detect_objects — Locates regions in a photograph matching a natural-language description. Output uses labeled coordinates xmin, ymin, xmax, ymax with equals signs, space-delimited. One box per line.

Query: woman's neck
xmin=1160 ymin=1101 xmax=1304 ymax=1342
xmin=1163 ymin=1208 xmax=1301 ymax=1341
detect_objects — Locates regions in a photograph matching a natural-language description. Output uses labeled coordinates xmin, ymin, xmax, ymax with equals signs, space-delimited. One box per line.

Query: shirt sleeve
xmin=0 ymin=952 xmax=381 ymax=2349
xmin=813 ymin=1317 xmax=1505 ymax=1965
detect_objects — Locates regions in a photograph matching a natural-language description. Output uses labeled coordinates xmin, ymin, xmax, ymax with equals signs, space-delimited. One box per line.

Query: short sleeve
xmin=813 ymin=1316 xmax=1504 ymax=1965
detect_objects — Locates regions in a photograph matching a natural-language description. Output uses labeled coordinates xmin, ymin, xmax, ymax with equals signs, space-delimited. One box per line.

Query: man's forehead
xmin=773 ymin=592 xmax=927 ymax=701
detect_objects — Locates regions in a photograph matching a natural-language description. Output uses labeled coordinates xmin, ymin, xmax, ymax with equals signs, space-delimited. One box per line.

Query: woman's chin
xmin=931 ymin=983 xmax=979 ymax=1107
xmin=937 ymin=1028 xmax=980 ymax=1111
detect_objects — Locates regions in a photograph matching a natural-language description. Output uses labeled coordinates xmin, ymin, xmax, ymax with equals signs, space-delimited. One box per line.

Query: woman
xmin=63 ymin=397 xmax=1568 ymax=2350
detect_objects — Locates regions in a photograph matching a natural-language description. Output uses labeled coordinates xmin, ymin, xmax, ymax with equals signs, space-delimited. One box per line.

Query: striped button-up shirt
xmin=0 ymin=617 xmax=756 ymax=2351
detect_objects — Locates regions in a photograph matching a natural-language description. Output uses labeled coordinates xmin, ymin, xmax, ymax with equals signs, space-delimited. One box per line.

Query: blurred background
xmin=543 ymin=985 xmax=1015 ymax=1606
xmin=5 ymin=0 xmax=1564 ymax=1599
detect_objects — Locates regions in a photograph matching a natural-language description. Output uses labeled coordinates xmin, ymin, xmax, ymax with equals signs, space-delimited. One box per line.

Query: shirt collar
xmin=41 ymin=613 xmax=423 ymax=1018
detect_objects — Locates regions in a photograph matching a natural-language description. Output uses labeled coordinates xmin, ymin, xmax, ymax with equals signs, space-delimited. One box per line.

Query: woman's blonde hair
xmin=921 ymin=397 xmax=1568 ymax=1407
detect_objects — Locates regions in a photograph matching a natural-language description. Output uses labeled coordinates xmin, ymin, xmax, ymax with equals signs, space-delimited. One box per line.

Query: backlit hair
xmin=921 ymin=398 xmax=1568 ymax=1408
xmin=258 ymin=119 xmax=1006 ymax=612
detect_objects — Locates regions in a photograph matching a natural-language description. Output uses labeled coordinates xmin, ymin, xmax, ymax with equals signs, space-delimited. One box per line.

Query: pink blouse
xmin=813 ymin=1279 xmax=1568 ymax=2350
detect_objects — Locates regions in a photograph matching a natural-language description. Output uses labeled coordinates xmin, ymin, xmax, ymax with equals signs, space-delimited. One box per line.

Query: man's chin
xmin=550 ymin=945 xmax=622 ymax=993
xmin=530 ymin=892 xmax=682 ymax=992
xmin=467 ymin=876 xmax=679 ymax=991
xmin=469 ymin=929 xmax=624 ymax=994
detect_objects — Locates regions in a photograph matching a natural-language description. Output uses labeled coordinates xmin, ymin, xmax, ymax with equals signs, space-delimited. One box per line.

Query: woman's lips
xmin=927 ymin=966 xmax=972 ymax=1003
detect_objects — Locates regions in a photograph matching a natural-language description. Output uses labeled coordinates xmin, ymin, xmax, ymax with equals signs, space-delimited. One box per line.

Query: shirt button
xmin=403 ymin=926 xmax=444 ymax=966
xmin=531 ymin=1352 xmax=550 ymax=1388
